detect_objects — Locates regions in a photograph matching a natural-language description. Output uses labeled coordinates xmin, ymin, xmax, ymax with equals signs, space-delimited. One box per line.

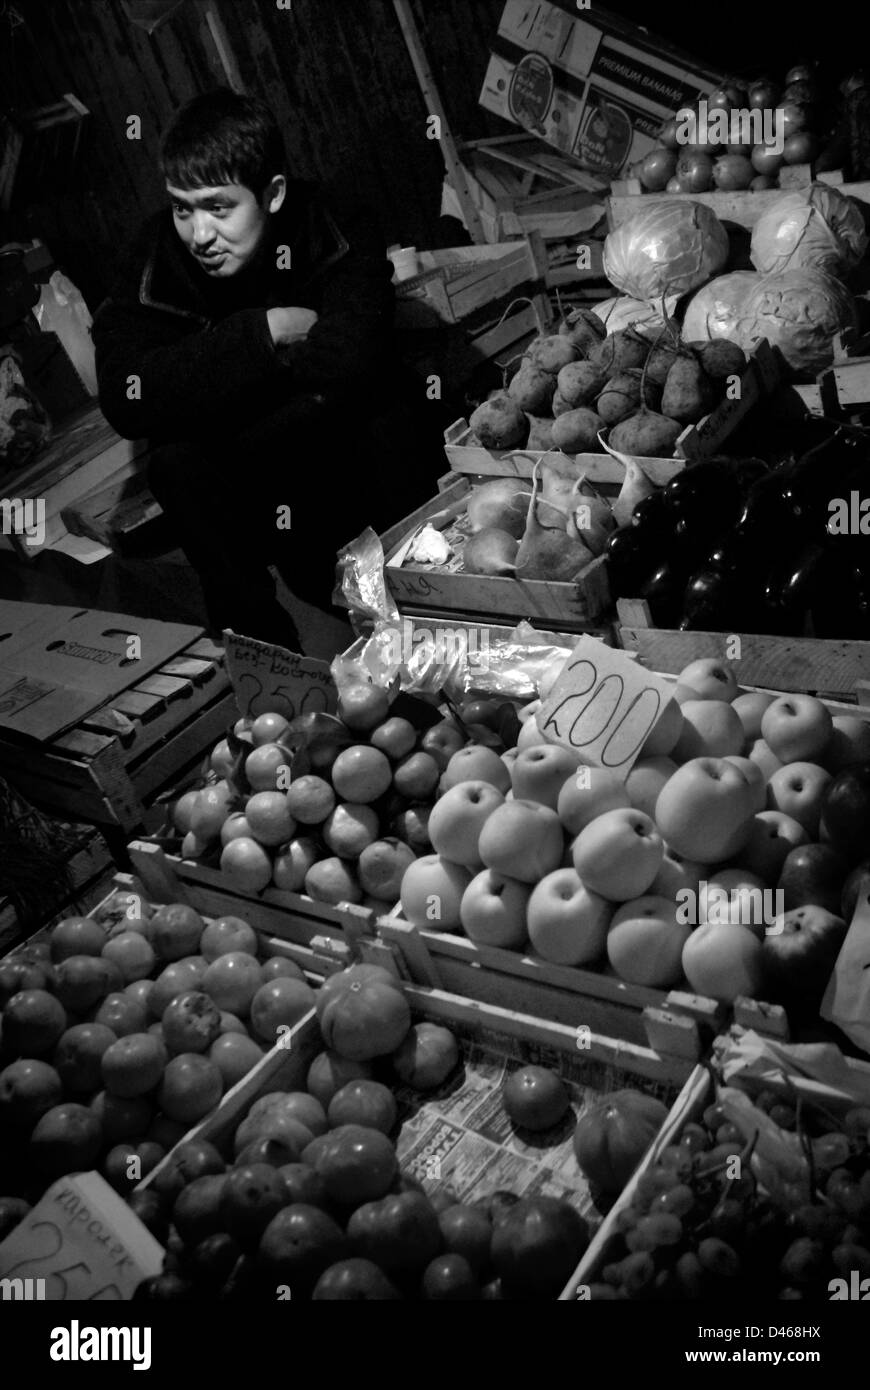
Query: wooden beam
xmin=202 ymin=0 xmax=246 ymax=93
xmin=392 ymin=0 xmax=486 ymax=245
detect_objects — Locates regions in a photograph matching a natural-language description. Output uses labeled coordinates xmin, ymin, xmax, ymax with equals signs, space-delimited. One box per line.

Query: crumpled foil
xmin=334 ymin=528 xmax=576 ymax=702
xmin=335 ymin=526 xmax=400 ymax=630
xmin=336 ymin=616 xmax=575 ymax=704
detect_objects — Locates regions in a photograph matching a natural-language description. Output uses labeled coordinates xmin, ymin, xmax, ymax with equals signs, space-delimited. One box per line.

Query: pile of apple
xmin=172 ymin=685 xmax=518 ymax=910
xmin=131 ymin=964 xmax=593 ymax=1302
xmin=398 ymin=655 xmax=870 ymax=1020
xmin=636 ymin=66 xmax=833 ymax=195
xmin=0 ymin=893 xmax=318 ymax=1230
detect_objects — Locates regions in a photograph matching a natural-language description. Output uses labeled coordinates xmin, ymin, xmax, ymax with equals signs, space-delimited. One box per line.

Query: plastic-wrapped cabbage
xmin=750 ymin=184 xmax=868 ymax=277
xmin=593 ymin=295 xmax=670 ymax=336
xmin=681 ymin=272 xmax=759 ymax=342
xmin=690 ymin=268 xmax=856 ymax=379
xmin=603 ymin=201 xmax=729 ymax=303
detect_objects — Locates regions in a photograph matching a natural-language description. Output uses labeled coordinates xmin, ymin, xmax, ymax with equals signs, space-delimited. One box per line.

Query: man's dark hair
xmin=160 ymin=90 xmax=285 ymax=198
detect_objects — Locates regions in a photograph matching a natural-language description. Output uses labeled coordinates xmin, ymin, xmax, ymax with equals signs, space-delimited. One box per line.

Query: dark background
xmin=0 ymin=0 xmax=863 ymax=309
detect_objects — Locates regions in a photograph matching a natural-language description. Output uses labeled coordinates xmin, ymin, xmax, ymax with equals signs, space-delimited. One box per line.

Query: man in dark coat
xmin=93 ymin=90 xmax=443 ymax=649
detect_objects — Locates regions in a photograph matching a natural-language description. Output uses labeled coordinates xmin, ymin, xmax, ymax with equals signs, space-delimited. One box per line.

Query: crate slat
xmin=617 ymin=610 xmax=870 ymax=701
xmin=378 ymin=474 xmax=612 ymax=632
xmin=606 ymin=178 xmax=870 ymax=232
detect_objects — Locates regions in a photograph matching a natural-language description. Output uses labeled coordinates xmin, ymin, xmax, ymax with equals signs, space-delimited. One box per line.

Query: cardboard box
xmin=0 ymin=602 xmax=202 ymax=741
xmin=479 ymin=0 xmax=721 ymax=178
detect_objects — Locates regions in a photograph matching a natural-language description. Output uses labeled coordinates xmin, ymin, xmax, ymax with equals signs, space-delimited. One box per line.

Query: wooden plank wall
xmin=1 ymin=0 xmax=506 ymax=308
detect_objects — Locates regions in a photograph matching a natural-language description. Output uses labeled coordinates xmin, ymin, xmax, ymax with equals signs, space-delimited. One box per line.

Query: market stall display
xmin=0 ymin=884 xmax=327 ymax=1218
xmin=565 ymin=1025 xmax=870 ymax=1300
xmin=129 ymin=964 xmax=685 ymax=1301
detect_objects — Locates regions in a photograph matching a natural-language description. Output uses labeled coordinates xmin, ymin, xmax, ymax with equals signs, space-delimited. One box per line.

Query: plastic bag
xmin=750 ymin=184 xmax=868 ymax=278
xmin=33 ymin=271 xmax=97 ymax=395
xmin=603 ymin=201 xmax=729 ymax=304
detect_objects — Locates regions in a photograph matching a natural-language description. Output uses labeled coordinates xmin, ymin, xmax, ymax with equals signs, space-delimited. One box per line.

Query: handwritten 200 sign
xmin=537 ymin=637 xmax=674 ymax=779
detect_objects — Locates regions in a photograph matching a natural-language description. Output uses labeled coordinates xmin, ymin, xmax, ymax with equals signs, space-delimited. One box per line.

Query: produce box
xmin=137 ymin=980 xmax=686 ymax=1298
xmin=377 ymin=906 xmax=721 ymax=1082
xmin=478 ymin=0 xmax=720 ymax=177
xmin=394 ymin=236 xmax=549 ymax=339
xmin=0 ymin=872 xmax=330 ymax=1239
xmin=0 ymin=615 xmax=235 ymax=831
xmin=128 ymin=841 xmax=372 ymax=979
xmin=379 ymin=471 xmax=613 ymax=632
xmin=562 ymin=1025 xmax=870 ymax=1300
xmin=617 ymin=599 xmax=870 ymax=704
xmin=606 ymin=174 xmax=870 ymax=232
xmin=445 ymin=340 xmax=782 ymax=471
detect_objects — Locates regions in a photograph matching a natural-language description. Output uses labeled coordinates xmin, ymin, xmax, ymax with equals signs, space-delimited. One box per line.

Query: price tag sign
xmin=223 ymin=630 xmax=336 ymax=720
xmin=536 ymin=636 xmax=674 ymax=779
xmin=0 ymin=1172 xmax=164 ymax=1300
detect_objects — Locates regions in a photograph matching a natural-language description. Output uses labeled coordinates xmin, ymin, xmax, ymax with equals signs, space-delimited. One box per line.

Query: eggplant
xmin=630 ymin=489 xmax=675 ymax=532
xmin=605 ymin=525 xmax=661 ymax=599
xmin=640 ymin=561 xmax=691 ymax=628
xmin=664 ymin=459 xmax=743 ymax=527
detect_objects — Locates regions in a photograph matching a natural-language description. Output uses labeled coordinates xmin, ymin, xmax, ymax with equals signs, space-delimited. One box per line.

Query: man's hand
xmin=267 ymin=306 xmax=319 ymax=347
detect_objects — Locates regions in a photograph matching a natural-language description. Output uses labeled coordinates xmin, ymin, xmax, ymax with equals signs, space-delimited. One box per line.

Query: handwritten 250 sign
xmin=537 ymin=639 xmax=675 ymax=779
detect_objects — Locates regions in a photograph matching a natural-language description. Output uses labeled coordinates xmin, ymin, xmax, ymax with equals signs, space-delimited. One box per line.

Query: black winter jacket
xmin=92 ymin=182 xmax=408 ymax=446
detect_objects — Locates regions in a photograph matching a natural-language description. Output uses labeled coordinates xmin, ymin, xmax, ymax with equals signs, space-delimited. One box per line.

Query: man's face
xmin=166 ymin=181 xmax=272 ymax=277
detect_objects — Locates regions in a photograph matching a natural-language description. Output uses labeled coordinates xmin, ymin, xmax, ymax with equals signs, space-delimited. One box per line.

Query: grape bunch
xmin=587 ymin=1092 xmax=870 ymax=1300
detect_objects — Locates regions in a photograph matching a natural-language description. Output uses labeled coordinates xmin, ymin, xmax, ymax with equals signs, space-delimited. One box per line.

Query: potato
xmin=469 ymin=393 xmax=528 ymax=449
xmin=661 ymin=358 xmax=716 ymax=424
xmin=525 ymin=334 xmax=578 ymax=374
xmin=556 ymin=361 xmax=606 ymax=409
xmin=696 ymin=340 xmax=746 ymax=380
xmin=609 ymin=410 xmax=683 ymax=457
xmin=551 ymin=408 xmax=605 ymax=454
xmin=508 ymin=362 xmax=556 ymax=414
xmin=589 ymin=328 xmax=648 ymax=375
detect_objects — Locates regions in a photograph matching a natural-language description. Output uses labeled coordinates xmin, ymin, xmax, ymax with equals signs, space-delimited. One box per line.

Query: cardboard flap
xmin=0 ymin=602 xmax=203 ymax=741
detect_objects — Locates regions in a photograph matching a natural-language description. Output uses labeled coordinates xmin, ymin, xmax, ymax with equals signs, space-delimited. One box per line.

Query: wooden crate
xmin=137 ymin=982 xmax=688 ymax=1298
xmin=127 ymin=841 xmax=376 ymax=979
xmin=0 ymin=636 xmax=236 ymax=831
xmin=394 ymin=236 xmax=549 ymax=333
xmin=445 ymin=341 xmax=779 ymax=473
xmin=617 ymin=598 xmax=870 ymax=704
xmin=0 ymin=401 xmax=150 ymax=561
xmin=562 ymin=1028 xmax=870 ymax=1299
xmin=375 ymin=907 xmax=725 ymax=1079
xmin=379 ymin=472 xmax=612 ymax=633
xmin=442 ymin=422 xmax=684 ymax=488
xmin=606 ymin=173 xmax=870 ymax=232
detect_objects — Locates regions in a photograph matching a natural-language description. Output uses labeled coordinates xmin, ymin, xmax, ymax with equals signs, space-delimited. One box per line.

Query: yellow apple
xmin=681 ymin=921 xmax=764 ymax=1002
xmin=606 ymin=895 xmax=690 ymax=987
xmin=460 ymin=870 xmax=531 ymax=950
xmin=526 ymin=869 xmax=612 ymax=965
xmin=478 ymin=800 xmax=564 ymax=883
xmin=655 ymin=757 xmax=756 ymax=863
xmin=572 ymin=807 xmax=663 ymax=901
